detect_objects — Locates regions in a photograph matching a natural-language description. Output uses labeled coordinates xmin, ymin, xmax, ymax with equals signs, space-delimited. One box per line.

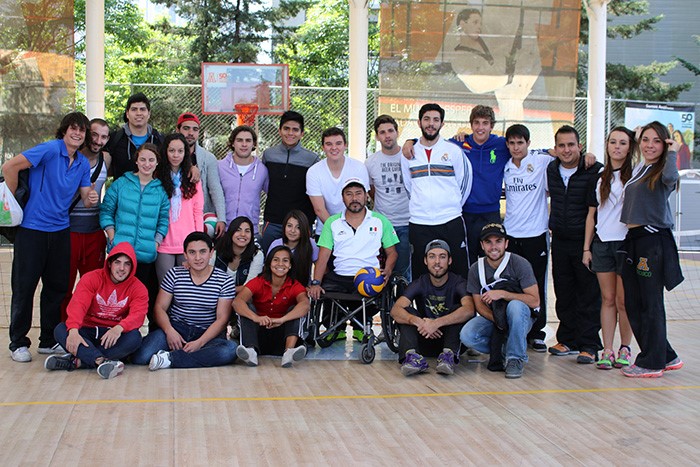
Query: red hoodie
xmin=65 ymin=242 xmax=148 ymax=332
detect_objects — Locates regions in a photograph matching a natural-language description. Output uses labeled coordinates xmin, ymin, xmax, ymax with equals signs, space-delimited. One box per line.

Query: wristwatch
xmin=310 ymin=279 xmax=321 ymax=286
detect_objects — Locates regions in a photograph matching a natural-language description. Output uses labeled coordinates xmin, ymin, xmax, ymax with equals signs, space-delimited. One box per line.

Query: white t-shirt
xmin=306 ymin=157 xmax=370 ymax=234
xmin=503 ymin=149 xmax=551 ymax=238
xmin=365 ymin=149 xmax=410 ymax=227
xmin=559 ymin=165 xmax=577 ymax=188
xmin=593 ymin=170 xmax=628 ymax=242
xmin=236 ymin=163 xmax=251 ymax=177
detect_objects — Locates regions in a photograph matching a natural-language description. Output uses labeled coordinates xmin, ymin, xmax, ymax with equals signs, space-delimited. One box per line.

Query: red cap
xmin=177 ymin=112 xmax=200 ymax=127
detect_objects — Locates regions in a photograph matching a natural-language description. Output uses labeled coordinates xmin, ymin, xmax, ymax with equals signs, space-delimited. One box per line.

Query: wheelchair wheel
xmin=316 ymin=329 xmax=340 ymax=348
xmin=381 ymin=275 xmax=407 ymax=353
xmin=381 ymin=314 xmax=400 ymax=353
xmin=361 ymin=343 xmax=375 ymax=364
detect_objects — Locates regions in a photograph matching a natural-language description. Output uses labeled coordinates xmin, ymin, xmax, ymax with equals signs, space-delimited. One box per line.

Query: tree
xmin=152 ymin=0 xmax=310 ymax=80
xmin=74 ymin=0 xmax=150 ymax=54
xmin=577 ymin=0 xmax=692 ymax=100
xmin=275 ymin=0 xmax=379 ymax=88
xmin=73 ymin=1 xmax=191 ymax=125
xmin=676 ymin=35 xmax=700 ymax=77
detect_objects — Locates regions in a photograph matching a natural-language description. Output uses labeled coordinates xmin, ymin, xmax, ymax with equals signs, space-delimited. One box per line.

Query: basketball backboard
xmin=201 ymin=63 xmax=290 ymax=115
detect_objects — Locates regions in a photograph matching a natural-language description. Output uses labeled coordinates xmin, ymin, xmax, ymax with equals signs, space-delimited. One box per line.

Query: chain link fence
xmin=91 ymin=83 xmax=377 ymax=157
xmin=0 ymin=84 xmax=699 ymax=328
xmin=80 ymin=83 xmax=694 ymax=162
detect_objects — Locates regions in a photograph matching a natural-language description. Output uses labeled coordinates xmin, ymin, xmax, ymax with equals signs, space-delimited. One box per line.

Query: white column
xmin=348 ymin=0 xmax=369 ymax=161
xmin=85 ymin=0 xmax=105 ymax=118
xmin=585 ymin=0 xmax=610 ymax=161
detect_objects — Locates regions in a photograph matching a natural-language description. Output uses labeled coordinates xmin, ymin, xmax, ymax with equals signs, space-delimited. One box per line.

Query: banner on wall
xmin=624 ymin=102 xmax=695 ymax=169
xmin=378 ymin=0 xmax=582 ymax=148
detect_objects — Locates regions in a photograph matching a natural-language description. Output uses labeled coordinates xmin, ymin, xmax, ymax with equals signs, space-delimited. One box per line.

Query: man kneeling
xmin=46 ymin=243 xmax=148 ymax=379
xmin=460 ymin=224 xmax=540 ymax=379
xmin=132 ymin=232 xmax=237 ymax=370
xmin=390 ymin=240 xmax=474 ymax=376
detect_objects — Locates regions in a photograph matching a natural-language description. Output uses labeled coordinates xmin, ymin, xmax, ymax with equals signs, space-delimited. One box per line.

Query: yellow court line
xmin=2 ymin=385 xmax=700 ymax=407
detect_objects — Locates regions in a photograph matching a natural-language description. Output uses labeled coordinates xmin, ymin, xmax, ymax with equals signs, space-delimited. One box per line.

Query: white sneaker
xmin=38 ymin=343 xmax=66 ymax=354
xmin=97 ymin=360 xmax=125 ymax=379
xmin=236 ymin=345 xmax=258 ymax=366
xmin=281 ymin=345 xmax=307 ymax=368
xmin=11 ymin=347 xmax=31 ymax=362
xmin=148 ymin=350 xmax=172 ymax=371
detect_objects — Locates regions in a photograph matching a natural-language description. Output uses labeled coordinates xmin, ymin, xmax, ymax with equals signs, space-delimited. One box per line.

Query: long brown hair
xmin=157 ymin=133 xmax=197 ymax=199
xmin=281 ymin=210 xmax=313 ymax=284
xmin=599 ymin=126 xmax=636 ymax=205
xmin=638 ymin=121 xmax=670 ymax=191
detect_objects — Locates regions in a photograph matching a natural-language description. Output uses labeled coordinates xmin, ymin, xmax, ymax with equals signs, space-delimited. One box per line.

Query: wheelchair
xmin=307 ymin=274 xmax=407 ymax=364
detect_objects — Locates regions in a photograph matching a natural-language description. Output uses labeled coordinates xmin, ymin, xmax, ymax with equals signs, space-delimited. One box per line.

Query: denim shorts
xmin=591 ymin=238 xmax=623 ymax=273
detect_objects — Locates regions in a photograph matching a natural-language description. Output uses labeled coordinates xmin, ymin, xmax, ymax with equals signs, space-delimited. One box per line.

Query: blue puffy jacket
xmin=100 ymin=172 xmax=170 ymax=264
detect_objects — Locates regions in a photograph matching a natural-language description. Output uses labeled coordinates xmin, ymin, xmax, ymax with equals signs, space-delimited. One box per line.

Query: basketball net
xmin=235 ymin=103 xmax=259 ymax=127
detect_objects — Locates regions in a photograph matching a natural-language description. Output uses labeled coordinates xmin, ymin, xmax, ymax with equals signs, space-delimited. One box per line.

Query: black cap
xmin=480 ymin=223 xmax=507 ymax=241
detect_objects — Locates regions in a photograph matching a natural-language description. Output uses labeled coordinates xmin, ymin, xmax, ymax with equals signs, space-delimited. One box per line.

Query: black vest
xmin=547 ymin=158 xmax=603 ymax=241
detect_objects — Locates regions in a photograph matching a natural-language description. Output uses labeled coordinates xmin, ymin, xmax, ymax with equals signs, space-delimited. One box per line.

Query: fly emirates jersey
xmin=503 ymin=149 xmax=551 ymax=238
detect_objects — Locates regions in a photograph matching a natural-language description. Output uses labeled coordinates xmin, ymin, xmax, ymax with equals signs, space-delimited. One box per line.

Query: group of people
xmin=2 ymin=93 xmax=684 ymax=381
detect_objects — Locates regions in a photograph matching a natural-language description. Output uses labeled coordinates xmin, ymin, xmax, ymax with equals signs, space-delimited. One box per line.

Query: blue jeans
xmin=54 ymin=322 xmax=143 ymax=368
xmin=459 ymin=300 xmax=535 ymax=362
xmin=393 ymin=225 xmax=412 ymax=282
xmin=131 ymin=320 xmax=237 ymax=368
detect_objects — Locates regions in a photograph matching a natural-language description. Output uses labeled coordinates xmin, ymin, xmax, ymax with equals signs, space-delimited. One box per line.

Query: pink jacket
xmin=158 ymin=181 xmax=204 ymax=254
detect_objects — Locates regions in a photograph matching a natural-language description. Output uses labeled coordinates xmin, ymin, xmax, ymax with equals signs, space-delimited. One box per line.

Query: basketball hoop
xmin=235 ymin=103 xmax=259 ymax=127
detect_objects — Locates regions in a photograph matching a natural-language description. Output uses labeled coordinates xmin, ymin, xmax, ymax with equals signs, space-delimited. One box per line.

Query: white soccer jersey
xmin=503 ymin=149 xmax=551 ymax=238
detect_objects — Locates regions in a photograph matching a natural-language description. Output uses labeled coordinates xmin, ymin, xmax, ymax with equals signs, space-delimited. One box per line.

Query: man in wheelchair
xmin=308 ymin=178 xmax=399 ymax=342
xmin=390 ymin=240 xmax=474 ymax=376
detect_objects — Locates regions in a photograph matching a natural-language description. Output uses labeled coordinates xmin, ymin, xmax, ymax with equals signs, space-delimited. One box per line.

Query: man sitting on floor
xmin=390 ymin=240 xmax=474 ymax=376
xmin=460 ymin=223 xmax=540 ymax=379
xmin=132 ymin=231 xmax=237 ymax=370
xmin=45 ymin=242 xmax=148 ymax=379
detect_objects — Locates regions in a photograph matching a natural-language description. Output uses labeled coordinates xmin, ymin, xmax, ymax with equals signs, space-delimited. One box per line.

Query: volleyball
xmin=353 ymin=267 xmax=385 ymax=297
xmin=203 ymin=212 xmax=218 ymax=238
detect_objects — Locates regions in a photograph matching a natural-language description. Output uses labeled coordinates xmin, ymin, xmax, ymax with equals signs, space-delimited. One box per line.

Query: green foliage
xmin=577 ymin=0 xmax=692 ymax=100
xmin=74 ymin=0 xmax=150 ymax=54
xmin=579 ymin=0 xmax=662 ymax=45
xmin=675 ymin=35 xmax=700 ymax=76
xmin=606 ymin=62 xmax=692 ymax=101
xmin=73 ymin=1 xmax=190 ymax=125
xmin=274 ymin=0 xmax=379 ymax=88
xmin=153 ymin=0 xmax=310 ymax=80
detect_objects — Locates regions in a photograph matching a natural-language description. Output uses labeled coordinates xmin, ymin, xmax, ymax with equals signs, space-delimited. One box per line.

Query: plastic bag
xmin=0 ymin=181 xmax=23 ymax=227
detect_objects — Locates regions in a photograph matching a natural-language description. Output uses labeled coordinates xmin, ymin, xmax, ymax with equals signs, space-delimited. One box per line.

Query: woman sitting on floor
xmin=233 ymin=245 xmax=309 ymax=368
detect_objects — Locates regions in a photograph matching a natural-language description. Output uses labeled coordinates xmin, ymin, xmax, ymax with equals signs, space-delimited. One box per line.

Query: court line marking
xmin=2 ymin=385 xmax=699 ymax=407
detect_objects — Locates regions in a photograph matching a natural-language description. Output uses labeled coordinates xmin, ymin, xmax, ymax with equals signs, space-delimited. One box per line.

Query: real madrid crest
xmin=441 ymin=153 xmax=449 ymax=161
xmin=527 ymin=164 xmax=534 ymax=173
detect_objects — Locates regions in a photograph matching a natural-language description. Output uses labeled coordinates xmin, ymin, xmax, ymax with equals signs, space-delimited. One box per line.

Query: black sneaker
xmin=504 ymin=358 xmax=524 ymax=379
xmin=44 ymin=354 xmax=77 ymax=371
xmin=529 ymin=339 xmax=547 ymax=352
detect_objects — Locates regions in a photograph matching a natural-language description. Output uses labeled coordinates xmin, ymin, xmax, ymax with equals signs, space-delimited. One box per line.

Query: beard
xmin=346 ymin=201 xmax=364 ymax=213
xmin=420 ymin=126 xmax=440 ymax=142
xmin=429 ymin=267 xmax=448 ymax=280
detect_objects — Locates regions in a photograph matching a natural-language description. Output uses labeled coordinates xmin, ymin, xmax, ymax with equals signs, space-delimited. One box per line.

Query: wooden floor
xmin=1 ymin=321 xmax=699 ymax=466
